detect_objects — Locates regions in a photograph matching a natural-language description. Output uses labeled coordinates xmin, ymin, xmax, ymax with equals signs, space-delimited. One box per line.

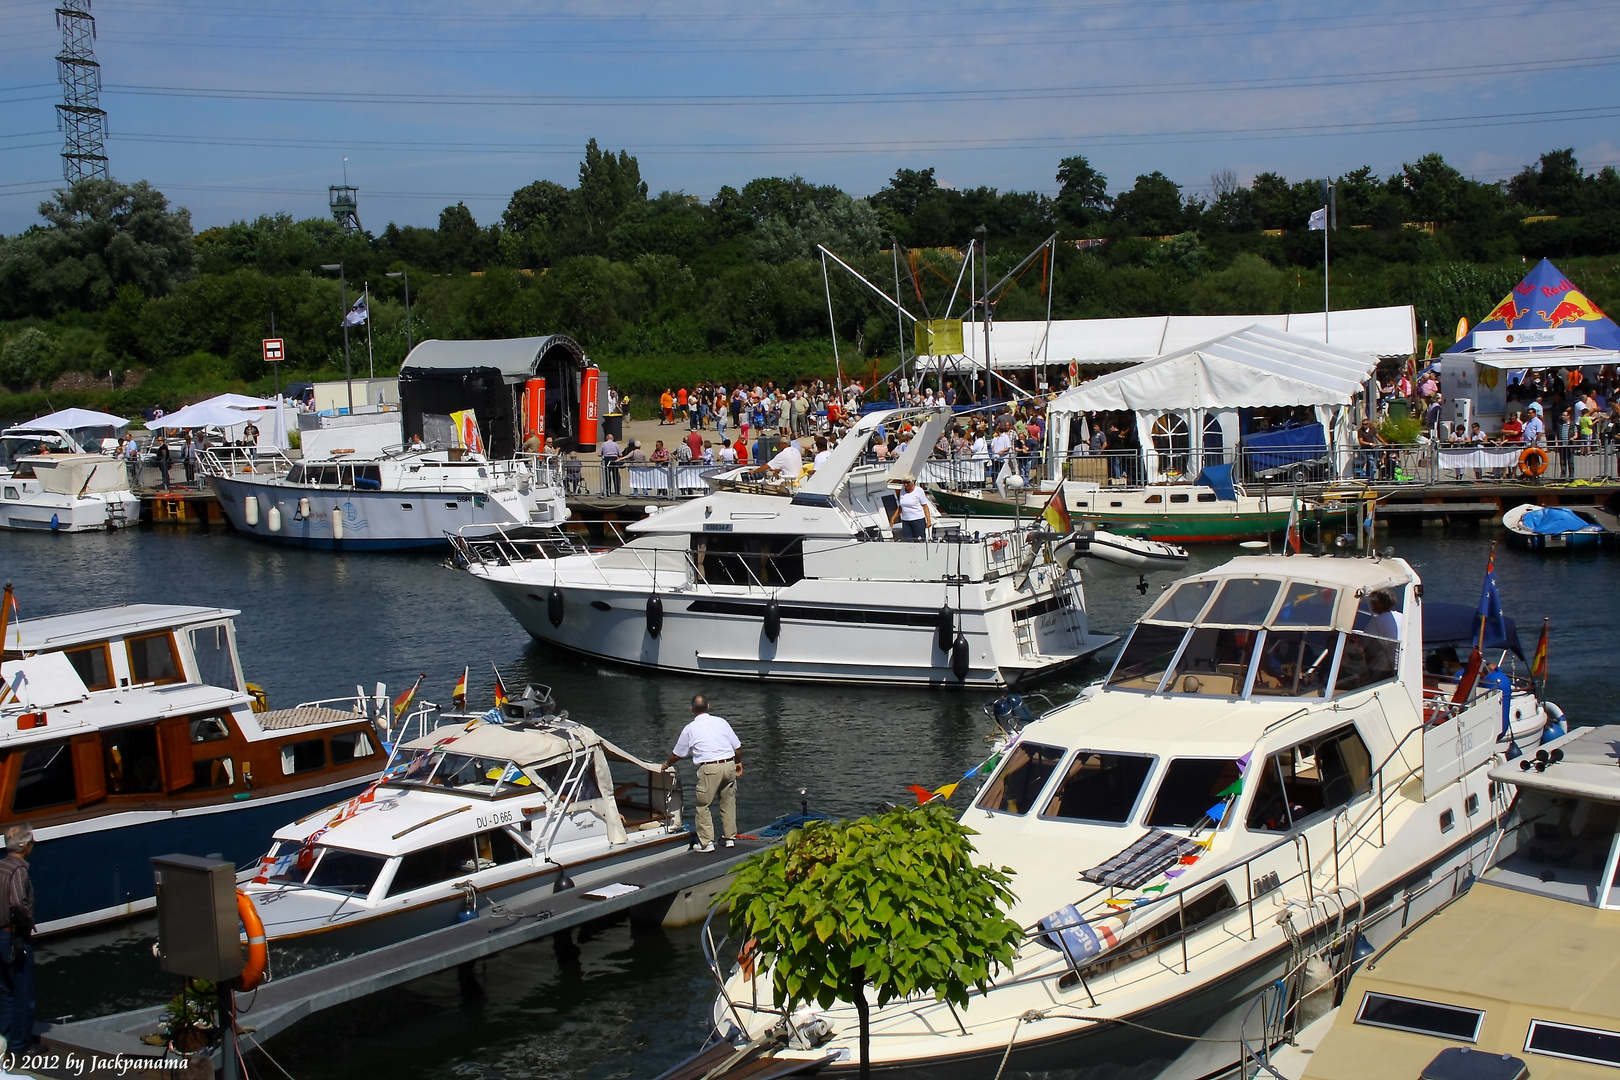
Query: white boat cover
xmin=917 ymin=305 xmax=1416 ymax=370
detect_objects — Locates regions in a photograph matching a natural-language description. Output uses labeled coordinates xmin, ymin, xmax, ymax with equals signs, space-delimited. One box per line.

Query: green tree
xmin=0 ymin=178 xmax=194 ymax=317
xmin=0 ymin=328 xmax=60 ymax=389
xmin=570 ymin=139 xmax=648 ymax=250
xmin=1112 ymin=172 xmax=1188 ymax=236
xmin=723 ymin=804 xmax=1023 ymax=1079
xmin=503 ymin=179 xmax=573 ymax=234
xmin=1054 ymin=155 xmax=1111 ymax=228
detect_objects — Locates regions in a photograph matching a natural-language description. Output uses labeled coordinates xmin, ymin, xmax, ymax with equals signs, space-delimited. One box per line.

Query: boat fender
xmin=1541 ymin=713 xmax=1567 ymax=745
xmin=267 ymin=505 xmax=281 ymax=533
xmin=243 ymin=495 xmax=259 ymax=526
xmin=951 ymin=634 xmax=970 ymax=681
xmin=297 ymin=497 xmax=310 ymax=519
xmin=936 ymin=606 xmax=954 ymax=652
xmin=764 ymin=598 xmax=781 ymax=643
xmin=331 ymin=505 xmax=343 ymax=541
xmin=234 ymin=889 xmax=268 ymax=991
xmin=646 ymin=594 xmax=663 ymax=638
xmin=548 ymin=587 xmax=565 ymax=628
xmin=1297 ymin=956 xmax=1336 ymax=1028
xmin=49 ymin=514 xmax=59 ymax=532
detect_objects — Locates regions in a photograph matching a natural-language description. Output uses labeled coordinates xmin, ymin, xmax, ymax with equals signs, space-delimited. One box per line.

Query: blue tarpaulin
xmin=1195 ymin=463 xmax=1236 ymax=501
xmin=1520 ymin=506 xmax=1601 ymax=535
xmin=1422 ymin=601 xmax=1523 ymax=659
xmin=1244 ymin=423 xmax=1328 ymax=473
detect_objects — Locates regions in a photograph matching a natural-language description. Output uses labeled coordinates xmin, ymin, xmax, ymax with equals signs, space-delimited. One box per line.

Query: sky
xmin=3 ymin=0 xmax=1620 ymax=236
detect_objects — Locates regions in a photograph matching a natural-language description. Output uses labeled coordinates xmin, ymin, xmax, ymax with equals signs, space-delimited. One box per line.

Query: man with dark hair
xmin=663 ymin=695 xmax=741 ymax=853
xmin=0 ymin=824 xmax=35 ymax=1054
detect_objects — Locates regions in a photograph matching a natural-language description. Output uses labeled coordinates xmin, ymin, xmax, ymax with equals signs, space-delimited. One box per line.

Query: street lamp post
xmin=319 ymin=262 xmax=354 ymax=414
xmin=386 ymin=269 xmax=412 ymax=357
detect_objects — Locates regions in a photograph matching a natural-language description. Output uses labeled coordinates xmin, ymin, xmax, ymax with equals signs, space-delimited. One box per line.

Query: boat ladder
xmin=105 ymin=498 xmax=128 ymax=526
xmin=534 ymin=739 xmax=595 ymax=859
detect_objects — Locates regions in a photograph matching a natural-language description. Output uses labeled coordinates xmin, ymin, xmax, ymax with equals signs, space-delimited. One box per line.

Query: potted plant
xmin=160 ymin=979 xmax=217 ymax=1054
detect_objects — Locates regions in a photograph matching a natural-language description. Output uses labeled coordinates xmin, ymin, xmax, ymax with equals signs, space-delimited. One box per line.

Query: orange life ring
xmin=1519 ymin=446 xmax=1549 ymax=477
xmin=235 ymin=889 xmax=268 ymax=991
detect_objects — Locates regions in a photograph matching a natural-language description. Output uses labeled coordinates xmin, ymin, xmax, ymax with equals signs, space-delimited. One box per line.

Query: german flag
xmin=451 ymin=666 xmax=468 ymax=710
xmin=1040 ymin=487 xmax=1072 ymax=534
xmin=1530 ymin=618 xmax=1549 ymax=681
xmin=492 ymin=663 xmax=510 ymax=708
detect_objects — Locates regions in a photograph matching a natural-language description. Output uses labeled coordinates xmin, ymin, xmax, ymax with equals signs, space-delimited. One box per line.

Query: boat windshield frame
xmin=382 ymin=747 xmax=549 ymax=800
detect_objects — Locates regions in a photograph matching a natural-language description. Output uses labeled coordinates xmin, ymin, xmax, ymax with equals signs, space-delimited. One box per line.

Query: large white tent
xmin=1045 ymin=324 xmax=1380 ymax=482
xmin=918 ymin=305 xmax=1415 ymax=375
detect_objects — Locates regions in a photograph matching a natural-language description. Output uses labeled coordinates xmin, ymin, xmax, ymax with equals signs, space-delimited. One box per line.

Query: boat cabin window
xmin=192 ymin=757 xmax=235 ymax=790
xmin=693 ymin=534 xmax=805 ymax=587
xmin=331 ymin=731 xmax=377 ymax=764
xmin=976 ymin=743 xmax=1065 ymax=815
xmin=126 ymin=632 xmax=182 ymax=686
xmin=12 ymin=742 xmax=76 ymax=812
xmin=1332 ymin=633 xmax=1397 ymax=694
xmin=1169 ymin=493 xmax=1189 ymax=504
xmin=280 ymin=738 xmax=326 ymax=776
xmin=1040 ymin=752 xmax=1154 ymax=824
xmin=393 ymin=750 xmax=536 ymax=798
xmin=187 ymin=624 xmax=240 ymax=692
xmin=1107 ymin=624 xmax=1188 ymax=691
xmin=285 ymin=464 xmax=304 ymax=483
xmin=476 ymin=827 xmax=529 ymax=866
xmin=1166 ymin=627 xmax=1258 ymax=697
xmin=1144 ymin=495 xmax=1161 ymax=504
xmin=103 ymin=724 xmax=164 ymax=794
xmin=1274 ymin=584 xmax=1338 ymax=627
xmin=1246 ymin=724 xmax=1372 ymax=832
xmin=387 ymin=830 xmax=529 ymax=896
xmin=1075 ymin=884 xmax=1238 ymax=980
xmin=1203 ymin=578 xmax=1281 ymax=626
xmin=1486 ymin=791 xmax=1620 ymax=906
xmin=1146 ymin=759 xmax=1244 ymax=828
xmin=190 ymin=716 xmax=231 ymax=743
xmin=1251 ymin=630 xmax=1337 ymax=699
xmin=1147 ymin=580 xmax=1216 ymax=624
xmin=305 ymin=849 xmax=387 ymax=896
xmin=64 ymin=644 xmax=114 ymax=691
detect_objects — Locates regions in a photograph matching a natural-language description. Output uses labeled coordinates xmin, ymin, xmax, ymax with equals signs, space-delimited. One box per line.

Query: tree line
xmin=1 ymin=140 xmax=1617 ymax=415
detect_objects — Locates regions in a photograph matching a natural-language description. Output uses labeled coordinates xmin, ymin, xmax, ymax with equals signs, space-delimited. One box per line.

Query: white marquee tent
xmin=917 ymin=305 xmax=1415 ymax=376
xmin=1045 ymin=324 xmax=1380 ymax=482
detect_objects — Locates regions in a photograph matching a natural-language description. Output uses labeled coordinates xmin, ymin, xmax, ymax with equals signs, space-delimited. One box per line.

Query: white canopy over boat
xmin=148 ymin=393 xmax=291 ymax=448
xmin=1045 ymin=325 xmax=1380 ymax=482
xmin=24 ymin=407 xmax=130 ymax=432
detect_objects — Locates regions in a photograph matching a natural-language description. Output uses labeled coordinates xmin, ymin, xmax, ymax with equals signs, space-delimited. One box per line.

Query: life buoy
xmin=764 ymin=598 xmax=781 ymax=643
xmin=548 ymin=586 xmax=565 ymax=627
xmin=235 ymin=889 xmax=268 ymax=991
xmin=646 ymin=594 xmax=663 ymax=638
xmin=936 ymin=605 xmax=954 ymax=652
xmin=1519 ymin=446 xmax=1549 ymax=477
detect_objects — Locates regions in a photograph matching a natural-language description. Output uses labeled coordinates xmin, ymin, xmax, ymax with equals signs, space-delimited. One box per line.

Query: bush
xmin=0 ymin=327 xmax=60 ymax=388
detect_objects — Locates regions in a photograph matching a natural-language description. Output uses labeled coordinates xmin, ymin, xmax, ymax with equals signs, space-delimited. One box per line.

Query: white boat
xmin=207 ymin=426 xmax=570 ymax=551
xmin=0 ymin=410 xmax=139 ymax=531
xmin=1502 ymin=502 xmax=1609 ymax=550
xmin=0 ymin=594 xmax=385 ymax=935
xmin=453 ymin=408 xmax=1117 ymax=689
xmin=1052 ymin=529 xmax=1190 ymax=575
xmin=242 ymin=688 xmax=687 ymax=950
xmin=701 ymin=552 xmax=1553 ymax=1078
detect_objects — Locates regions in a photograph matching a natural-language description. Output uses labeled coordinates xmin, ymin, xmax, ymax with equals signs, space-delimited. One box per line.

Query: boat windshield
xmin=262 ymin=844 xmax=388 ymax=896
xmin=0 ymin=433 xmax=75 ymax=469
xmin=1486 ymin=791 xmax=1620 ymax=908
xmin=385 ymin=748 xmax=537 ymax=798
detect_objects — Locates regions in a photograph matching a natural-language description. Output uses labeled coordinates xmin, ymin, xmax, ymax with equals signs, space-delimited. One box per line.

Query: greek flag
xmin=1307 ymin=206 xmax=1328 ymax=231
xmin=343 ymin=295 xmax=369 ymax=326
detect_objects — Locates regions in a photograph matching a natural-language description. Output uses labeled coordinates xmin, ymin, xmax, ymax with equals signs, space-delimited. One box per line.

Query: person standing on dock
xmin=0 ymin=824 xmax=36 ymax=1055
xmin=664 ymin=696 xmax=741 ymax=853
xmin=154 ymin=438 xmax=172 ymax=490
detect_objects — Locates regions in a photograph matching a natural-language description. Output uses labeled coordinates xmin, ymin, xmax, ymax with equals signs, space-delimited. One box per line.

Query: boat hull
xmin=1504 ymin=527 xmax=1604 ymax=550
xmin=31 ymin=776 xmax=371 ymax=936
xmin=0 ymin=491 xmax=138 ymax=532
xmin=931 ymin=488 xmax=1290 ymax=543
xmin=473 ymin=574 xmax=1114 ymax=689
xmin=211 ymin=475 xmax=550 ymax=551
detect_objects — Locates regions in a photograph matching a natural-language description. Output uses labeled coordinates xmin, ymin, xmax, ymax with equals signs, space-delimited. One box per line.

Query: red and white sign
xmin=262 ymin=338 xmax=285 ymax=362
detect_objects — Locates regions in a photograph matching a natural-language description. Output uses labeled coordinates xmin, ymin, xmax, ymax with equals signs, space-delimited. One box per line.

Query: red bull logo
xmin=1537 ymin=288 xmax=1606 ymax=328
xmin=1483 ymin=294 xmax=1526 ymax=328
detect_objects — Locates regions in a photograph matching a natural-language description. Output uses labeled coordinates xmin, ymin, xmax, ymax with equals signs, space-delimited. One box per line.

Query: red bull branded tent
xmin=1442 ymin=258 xmax=1620 ymax=424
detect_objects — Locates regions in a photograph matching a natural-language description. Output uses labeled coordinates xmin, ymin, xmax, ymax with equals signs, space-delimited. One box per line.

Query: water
xmin=0 ymin=524 xmax=1611 ymax=1078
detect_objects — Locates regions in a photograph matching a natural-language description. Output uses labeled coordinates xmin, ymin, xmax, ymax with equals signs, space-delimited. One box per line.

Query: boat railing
xmin=197 ymin=446 xmax=294 ymax=479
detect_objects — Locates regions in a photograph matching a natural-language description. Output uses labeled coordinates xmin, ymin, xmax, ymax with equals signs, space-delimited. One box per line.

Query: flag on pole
xmin=1530 ymin=618 xmax=1549 ymax=681
xmin=1476 ymin=545 xmax=1506 ymax=648
xmin=492 ymin=663 xmax=510 ymax=708
xmin=391 ymin=673 xmax=425 ymax=720
xmin=1307 ymin=206 xmax=1328 ymax=231
xmin=1425 ymin=338 xmax=1434 ymax=360
xmin=343 ymin=294 xmax=369 ymax=327
xmin=1041 ymin=487 xmax=1072 ymax=534
xmin=451 ymin=666 xmax=468 ymax=710
xmin=1284 ymin=494 xmax=1303 ymax=554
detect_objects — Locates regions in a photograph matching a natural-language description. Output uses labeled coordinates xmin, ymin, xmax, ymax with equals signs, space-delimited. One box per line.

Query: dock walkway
xmin=37 ymin=842 xmax=759 ymax=1078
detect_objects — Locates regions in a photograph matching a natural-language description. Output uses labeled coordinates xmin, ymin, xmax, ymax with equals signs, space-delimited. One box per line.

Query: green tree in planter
xmin=722 ymin=803 xmax=1023 ymax=1079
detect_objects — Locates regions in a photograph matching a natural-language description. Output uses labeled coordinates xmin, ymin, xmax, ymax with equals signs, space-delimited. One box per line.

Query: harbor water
xmin=1 ymin=525 xmax=1613 ymax=1079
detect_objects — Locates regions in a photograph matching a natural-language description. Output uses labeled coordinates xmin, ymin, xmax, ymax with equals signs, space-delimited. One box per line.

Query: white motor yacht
xmin=701 ymin=552 xmax=1554 ymax=1078
xmin=454 ymin=408 xmax=1117 ymax=688
xmin=0 ymin=410 xmax=139 ymax=531
xmin=242 ymin=689 xmax=686 ymax=950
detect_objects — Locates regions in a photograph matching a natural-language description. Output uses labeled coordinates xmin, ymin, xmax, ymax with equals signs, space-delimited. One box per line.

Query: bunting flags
xmin=452 ymin=666 xmax=468 ymax=710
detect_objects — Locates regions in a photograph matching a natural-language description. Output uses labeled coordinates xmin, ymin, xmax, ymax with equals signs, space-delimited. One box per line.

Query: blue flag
xmin=1477 ymin=550 xmax=1506 ymax=646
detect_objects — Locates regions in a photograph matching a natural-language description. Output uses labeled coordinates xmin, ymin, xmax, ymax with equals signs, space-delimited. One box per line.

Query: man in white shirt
xmin=990 ymin=423 xmax=1013 ymax=462
xmin=663 ymin=695 xmax=742 ymax=851
xmin=1522 ymin=403 xmax=1546 ymax=446
xmin=765 ymin=435 xmax=803 ymax=478
xmin=888 ymin=476 xmax=932 ymax=541
xmin=812 ymin=434 xmax=832 ymax=472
